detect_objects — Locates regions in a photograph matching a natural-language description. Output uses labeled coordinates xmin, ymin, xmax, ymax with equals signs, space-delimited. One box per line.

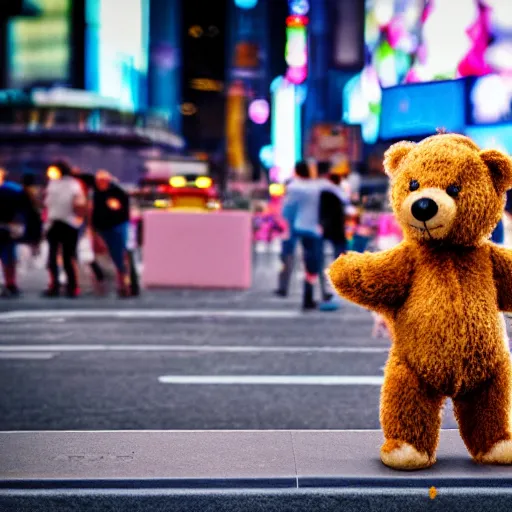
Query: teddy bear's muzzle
xmin=399 ymin=188 xmax=457 ymax=240
xmin=411 ymin=198 xmax=438 ymax=222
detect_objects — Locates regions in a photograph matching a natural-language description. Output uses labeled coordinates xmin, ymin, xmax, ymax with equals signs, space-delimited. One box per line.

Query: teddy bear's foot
xmin=477 ymin=439 xmax=512 ymax=465
xmin=380 ymin=439 xmax=435 ymax=470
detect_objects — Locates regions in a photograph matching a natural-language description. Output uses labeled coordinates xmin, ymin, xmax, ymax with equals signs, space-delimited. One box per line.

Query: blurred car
xmin=133 ymin=174 xmax=221 ymax=212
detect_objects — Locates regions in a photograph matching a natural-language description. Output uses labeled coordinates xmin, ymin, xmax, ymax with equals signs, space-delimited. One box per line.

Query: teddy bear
xmin=328 ymin=132 xmax=512 ymax=470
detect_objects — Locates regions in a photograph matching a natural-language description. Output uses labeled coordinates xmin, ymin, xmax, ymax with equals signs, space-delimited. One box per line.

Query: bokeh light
xmin=259 ymin=145 xmax=274 ymax=168
xmin=169 ymin=176 xmax=187 ymax=188
xmin=286 ymin=66 xmax=307 ymax=85
xmin=470 ymin=74 xmax=512 ymax=124
xmin=234 ymin=0 xmax=258 ymax=9
xmin=47 ymin=166 xmax=62 ymax=181
xmin=269 ymin=183 xmax=285 ymax=197
xmin=195 ymin=176 xmax=213 ymax=189
xmin=288 ymin=0 xmax=309 ymax=16
xmin=295 ymin=83 xmax=308 ymax=105
xmin=270 ymin=76 xmax=284 ymax=94
xmin=248 ymin=99 xmax=270 ymax=124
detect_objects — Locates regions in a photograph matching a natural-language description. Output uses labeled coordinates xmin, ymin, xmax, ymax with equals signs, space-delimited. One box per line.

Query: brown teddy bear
xmin=328 ymin=132 xmax=512 ymax=470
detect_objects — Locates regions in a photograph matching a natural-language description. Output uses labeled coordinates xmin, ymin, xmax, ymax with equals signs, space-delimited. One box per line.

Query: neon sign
xmin=271 ymin=77 xmax=301 ymax=183
xmin=285 ymin=14 xmax=308 ymax=85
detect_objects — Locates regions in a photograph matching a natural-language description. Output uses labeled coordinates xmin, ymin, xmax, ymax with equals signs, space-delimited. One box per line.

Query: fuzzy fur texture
xmin=329 ymin=133 xmax=512 ymax=470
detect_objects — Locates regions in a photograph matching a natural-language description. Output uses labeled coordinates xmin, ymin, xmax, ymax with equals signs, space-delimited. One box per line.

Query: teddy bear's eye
xmin=409 ymin=180 xmax=420 ymax=191
xmin=446 ymin=185 xmax=460 ymax=198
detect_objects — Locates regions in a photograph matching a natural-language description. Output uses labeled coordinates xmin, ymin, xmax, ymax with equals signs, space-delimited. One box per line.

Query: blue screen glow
xmin=379 ymin=80 xmax=466 ymax=140
xmin=465 ymin=124 xmax=512 ymax=156
xmin=86 ymin=0 xmax=149 ymax=111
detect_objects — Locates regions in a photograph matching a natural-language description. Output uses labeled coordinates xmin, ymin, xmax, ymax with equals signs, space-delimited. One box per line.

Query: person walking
xmin=91 ymin=170 xmax=135 ymax=298
xmin=71 ymin=168 xmax=108 ymax=294
xmin=0 ymin=168 xmax=26 ymax=297
xmin=280 ymin=161 xmax=324 ymax=310
xmin=316 ymin=162 xmax=351 ymax=305
xmin=43 ymin=160 xmax=86 ymax=298
xmin=274 ymin=167 xmax=304 ymax=298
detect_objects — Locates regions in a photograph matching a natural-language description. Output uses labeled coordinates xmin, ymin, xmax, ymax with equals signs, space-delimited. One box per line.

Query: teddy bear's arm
xmin=490 ymin=243 xmax=512 ymax=311
xmin=328 ymin=243 xmax=414 ymax=313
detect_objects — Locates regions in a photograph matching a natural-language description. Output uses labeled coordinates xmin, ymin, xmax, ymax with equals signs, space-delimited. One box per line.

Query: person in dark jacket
xmin=21 ymin=173 xmax=43 ymax=257
xmin=0 ymin=168 xmax=27 ymax=297
xmin=91 ymin=170 xmax=134 ymax=297
xmin=317 ymin=162 xmax=348 ymax=304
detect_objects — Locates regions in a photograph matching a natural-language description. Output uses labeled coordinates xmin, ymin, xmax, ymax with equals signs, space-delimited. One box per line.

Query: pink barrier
xmin=142 ymin=210 xmax=252 ymax=290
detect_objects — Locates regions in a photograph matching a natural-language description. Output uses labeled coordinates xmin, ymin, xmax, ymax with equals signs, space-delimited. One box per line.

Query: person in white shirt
xmin=43 ymin=160 xmax=86 ymax=298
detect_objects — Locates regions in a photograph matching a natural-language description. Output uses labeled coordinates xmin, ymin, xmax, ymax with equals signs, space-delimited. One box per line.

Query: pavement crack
xmin=290 ymin=431 xmax=299 ymax=488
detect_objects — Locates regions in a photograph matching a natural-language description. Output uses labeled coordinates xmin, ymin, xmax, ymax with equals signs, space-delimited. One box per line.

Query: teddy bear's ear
xmin=480 ymin=149 xmax=512 ymax=194
xmin=383 ymin=141 xmax=416 ymax=178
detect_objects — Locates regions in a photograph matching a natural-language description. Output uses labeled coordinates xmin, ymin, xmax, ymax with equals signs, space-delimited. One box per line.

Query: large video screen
xmin=465 ymin=124 xmax=512 ymax=155
xmin=7 ymin=0 xmax=71 ymax=88
xmin=380 ymin=80 xmax=466 ymax=140
xmin=86 ymin=0 xmax=149 ymax=111
xmin=344 ymin=0 xmax=512 ymax=143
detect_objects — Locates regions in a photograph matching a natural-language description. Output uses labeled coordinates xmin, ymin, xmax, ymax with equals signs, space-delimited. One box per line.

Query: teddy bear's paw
xmin=478 ymin=439 xmax=512 ymax=465
xmin=380 ymin=439 xmax=434 ymax=470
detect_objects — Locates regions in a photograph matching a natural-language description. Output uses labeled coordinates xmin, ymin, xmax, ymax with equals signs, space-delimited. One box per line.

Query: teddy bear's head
xmin=384 ymin=133 xmax=512 ymax=246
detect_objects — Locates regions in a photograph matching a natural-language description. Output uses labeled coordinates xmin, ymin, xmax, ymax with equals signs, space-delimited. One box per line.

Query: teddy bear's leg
xmin=380 ymin=355 xmax=444 ymax=470
xmin=453 ymin=360 xmax=512 ymax=464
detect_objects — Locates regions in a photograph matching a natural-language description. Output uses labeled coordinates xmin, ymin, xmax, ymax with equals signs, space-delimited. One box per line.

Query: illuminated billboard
xmin=86 ymin=0 xmax=149 ymax=112
xmin=7 ymin=0 xmax=71 ymax=88
xmin=344 ymin=0 xmax=512 ymax=143
xmin=270 ymin=77 xmax=302 ymax=183
xmin=380 ymin=80 xmax=466 ymax=140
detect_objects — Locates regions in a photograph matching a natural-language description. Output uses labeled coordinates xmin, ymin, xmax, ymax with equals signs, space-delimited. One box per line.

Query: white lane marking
xmin=0 ymin=309 xmax=303 ymax=321
xmin=0 ymin=345 xmax=388 ymax=354
xmin=0 ymin=429 xmax=460 ymax=434
xmin=0 ymin=333 xmax=75 ymax=341
xmin=158 ymin=375 xmax=385 ymax=385
xmin=0 ymin=352 xmax=56 ymax=360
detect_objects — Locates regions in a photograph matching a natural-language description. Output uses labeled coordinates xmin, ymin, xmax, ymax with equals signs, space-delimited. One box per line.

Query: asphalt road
xmin=0 ymin=251 xmax=500 ymax=431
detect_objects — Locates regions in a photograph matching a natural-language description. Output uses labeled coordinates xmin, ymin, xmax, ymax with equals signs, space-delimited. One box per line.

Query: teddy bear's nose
xmin=411 ymin=198 xmax=438 ymax=222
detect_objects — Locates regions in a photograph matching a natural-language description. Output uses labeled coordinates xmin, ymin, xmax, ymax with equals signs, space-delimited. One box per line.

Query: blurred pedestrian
xmin=279 ymin=161 xmax=324 ymax=310
xmin=317 ymin=161 xmax=350 ymax=306
xmin=0 ymin=168 xmax=26 ymax=297
xmin=91 ymin=170 xmax=135 ymax=298
xmin=71 ymin=168 xmax=107 ymax=294
xmin=20 ymin=173 xmax=43 ymax=258
xmin=274 ymin=168 xmax=303 ymax=298
xmin=43 ymin=160 xmax=86 ymax=298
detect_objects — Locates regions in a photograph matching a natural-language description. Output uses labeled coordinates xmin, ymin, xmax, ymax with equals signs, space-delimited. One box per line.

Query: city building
xmin=0 ymin=0 xmax=183 ymax=181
